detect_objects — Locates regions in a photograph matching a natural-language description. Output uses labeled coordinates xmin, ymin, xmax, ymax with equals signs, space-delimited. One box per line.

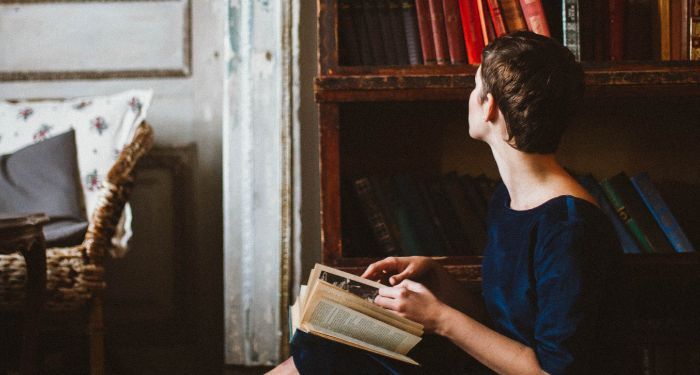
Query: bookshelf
xmin=316 ymin=0 xmax=700 ymax=371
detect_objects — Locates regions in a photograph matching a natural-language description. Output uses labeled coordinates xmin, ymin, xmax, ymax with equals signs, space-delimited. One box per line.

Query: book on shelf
xmin=363 ymin=0 xmax=389 ymax=65
xmin=518 ymin=0 xmax=550 ymax=36
xmin=608 ymin=0 xmax=625 ymax=61
xmin=670 ymin=0 xmax=690 ymax=59
xmin=498 ymin=0 xmax=528 ymax=32
xmin=379 ymin=0 xmax=401 ymax=65
xmin=415 ymin=0 xmax=438 ymax=64
xmin=441 ymin=172 xmax=488 ymax=254
xmin=290 ymin=264 xmax=424 ymax=365
xmin=600 ymin=172 xmax=676 ymax=254
xmin=563 ymin=0 xmax=581 ymax=60
xmin=630 ymin=172 xmax=696 ymax=253
xmin=422 ymin=176 xmax=475 ymax=255
xmin=692 ymin=0 xmax=700 ymax=60
xmin=351 ymin=0 xmax=375 ymax=65
xmin=388 ymin=0 xmax=412 ymax=65
xmin=428 ymin=0 xmax=451 ymax=64
xmin=459 ymin=0 xmax=486 ymax=63
xmin=353 ymin=177 xmax=402 ymax=256
xmin=443 ymin=0 xmax=469 ymax=64
xmin=339 ymin=0 xmax=363 ymax=65
xmin=476 ymin=0 xmax=497 ymax=45
xmin=485 ymin=0 xmax=508 ymax=37
xmin=401 ymin=0 xmax=425 ymax=64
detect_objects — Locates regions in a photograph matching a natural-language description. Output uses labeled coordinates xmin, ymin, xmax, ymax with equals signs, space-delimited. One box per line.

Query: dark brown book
xmin=414 ymin=0 xmax=437 ymax=64
xmin=428 ymin=0 xmax=450 ymax=64
xmin=402 ymin=0 xmax=426 ymax=64
xmin=339 ymin=0 xmax=363 ymax=65
xmin=388 ymin=0 xmax=411 ymax=64
xmin=669 ymin=0 xmax=688 ymax=59
xmin=352 ymin=1 xmax=375 ymax=65
xmin=692 ymin=0 xmax=700 ymax=60
xmin=625 ymin=0 xmax=654 ymax=60
xmin=441 ymin=172 xmax=487 ymax=255
xmin=423 ymin=177 xmax=473 ymax=255
xmin=498 ymin=0 xmax=527 ymax=32
xmin=609 ymin=0 xmax=625 ymax=60
xmin=353 ymin=177 xmax=401 ymax=256
xmin=442 ymin=0 xmax=468 ymax=64
xmin=378 ymin=0 xmax=400 ymax=65
xmin=362 ymin=0 xmax=388 ymax=65
xmin=593 ymin=0 xmax=609 ymax=61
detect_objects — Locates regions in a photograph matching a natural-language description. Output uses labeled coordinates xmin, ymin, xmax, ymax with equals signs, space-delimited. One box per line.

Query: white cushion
xmin=0 ymin=89 xmax=153 ymax=257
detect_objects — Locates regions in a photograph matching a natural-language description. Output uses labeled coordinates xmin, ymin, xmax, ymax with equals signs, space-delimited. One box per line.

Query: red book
xmin=608 ymin=0 xmax=625 ymax=60
xmin=442 ymin=0 xmax=468 ymax=63
xmin=486 ymin=0 xmax=508 ymax=36
xmin=415 ymin=0 xmax=438 ymax=64
xmin=518 ymin=0 xmax=550 ymax=36
xmin=458 ymin=0 xmax=485 ymax=63
xmin=499 ymin=0 xmax=528 ymax=32
xmin=428 ymin=0 xmax=450 ymax=64
xmin=477 ymin=0 xmax=497 ymax=44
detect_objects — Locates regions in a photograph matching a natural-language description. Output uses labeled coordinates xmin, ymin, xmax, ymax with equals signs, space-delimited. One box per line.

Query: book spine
xmin=599 ymin=178 xmax=656 ymax=254
xmin=378 ymin=0 xmax=400 ymax=65
xmin=443 ymin=0 xmax=469 ymax=64
xmin=625 ymin=0 xmax=654 ymax=60
xmin=593 ymin=0 xmax=608 ymax=61
xmin=477 ymin=0 xmax=493 ymax=45
xmin=499 ymin=0 xmax=528 ymax=32
xmin=630 ymin=172 xmax=696 ymax=252
xmin=518 ymin=0 xmax=551 ymax=36
xmin=609 ymin=0 xmax=625 ymax=60
xmin=486 ymin=0 xmax=508 ymax=35
xmin=670 ymin=0 xmax=684 ymax=59
xmin=563 ymin=0 xmax=581 ymax=60
xmin=339 ymin=0 xmax=363 ymax=66
xmin=680 ymin=0 xmax=689 ymax=59
xmin=692 ymin=0 xmax=700 ymax=60
xmin=424 ymin=177 xmax=474 ymax=255
xmin=363 ymin=0 xmax=388 ymax=65
xmin=481 ymin=0 xmax=499 ymax=42
xmin=389 ymin=0 xmax=411 ymax=65
xmin=352 ymin=1 xmax=375 ymax=65
xmin=658 ymin=0 xmax=672 ymax=60
xmin=416 ymin=178 xmax=456 ymax=255
xmin=413 ymin=0 xmax=436 ymax=64
xmin=353 ymin=178 xmax=401 ymax=256
xmin=442 ymin=173 xmax=488 ymax=254
xmin=403 ymin=0 xmax=427 ymax=64
xmin=459 ymin=0 xmax=486 ymax=63
xmin=428 ymin=0 xmax=451 ymax=64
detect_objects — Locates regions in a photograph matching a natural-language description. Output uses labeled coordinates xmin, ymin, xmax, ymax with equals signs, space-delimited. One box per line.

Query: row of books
xmin=343 ymin=170 xmax=695 ymax=258
xmin=337 ymin=0 xmax=700 ymax=66
xmin=344 ymin=172 xmax=499 ymax=257
xmin=565 ymin=0 xmax=700 ymax=61
xmin=586 ymin=171 xmax=695 ymax=254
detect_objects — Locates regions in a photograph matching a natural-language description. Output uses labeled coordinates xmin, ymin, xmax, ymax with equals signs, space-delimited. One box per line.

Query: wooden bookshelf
xmin=316 ymin=0 xmax=700 ymax=371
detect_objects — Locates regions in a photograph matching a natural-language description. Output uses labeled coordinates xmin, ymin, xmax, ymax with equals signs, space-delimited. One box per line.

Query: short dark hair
xmin=479 ymin=31 xmax=584 ymax=154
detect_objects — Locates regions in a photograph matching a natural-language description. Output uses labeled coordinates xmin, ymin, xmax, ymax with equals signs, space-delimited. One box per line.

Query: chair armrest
xmin=83 ymin=121 xmax=154 ymax=265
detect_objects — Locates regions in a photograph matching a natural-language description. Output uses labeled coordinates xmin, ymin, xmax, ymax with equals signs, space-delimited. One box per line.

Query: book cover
xmin=518 ymin=0 xmax=551 ymax=36
xmin=415 ymin=176 xmax=457 ymax=255
xmin=338 ymin=0 xmax=363 ymax=66
xmin=343 ymin=179 xmax=384 ymax=257
xmin=353 ymin=177 xmax=402 ymax=256
xmin=669 ymin=0 xmax=689 ymax=59
xmin=375 ymin=176 xmax=423 ymax=256
xmin=692 ymin=0 xmax=700 ymax=60
xmin=443 ymin=0 xmax=469 ymax=64
xmin=388 ymin=0 xmax=411 ymax=65
xmin=625 ymin=0 xmax=654 ymax=60
xmin=414 ymin=0 xmax=437 ymax=64
xmin=403 ymin=0 xmax=427 ymax=64
xmin=428 ymin=0 xmax=451 ymax=64
xmin=477 ymin=0 xmax=497 ymax=44
xmin=458 ymin=0 xmax=486 ymax=64
xmin=485 ymin=0 xmax=508 ymax=36
xmin=423 ymin=177 xmax=474 ymax=255
xmin=600 ymin=172 xmax=675 ymax=253
xmin=362 ymin=0 xmax=388 ymax=65
xmin=593 ymin=0 xmax=609 ymax=61
xmin=577 ymin=174 xmax=642 ymax=254
xmin=609 ymin=0 xmax=625 ymax=60
xmin=352 ymin=1 xmax=375 ymax=65
xmin=290 ymin=264 xmax=424 ymax=365
xmin=630 ymin=172 xmax=696 ymax=252
xmin=563 ymin=0 xmax=582 ymax=60
xmin=498 ymin=0 xmax=528 ymax=32
xmin=379 ymin=0 xmax=400 ymax=65
xmin=658 ymin=0 xmax=672 ymax=60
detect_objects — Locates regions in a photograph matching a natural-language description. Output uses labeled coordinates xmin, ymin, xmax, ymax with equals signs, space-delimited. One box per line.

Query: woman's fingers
xmin=361 ymin=257 xmax=404 ymax=279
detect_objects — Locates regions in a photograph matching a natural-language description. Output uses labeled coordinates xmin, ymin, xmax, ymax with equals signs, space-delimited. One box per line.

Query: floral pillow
xmin=0 ymin=89 xmax=153 ymax=256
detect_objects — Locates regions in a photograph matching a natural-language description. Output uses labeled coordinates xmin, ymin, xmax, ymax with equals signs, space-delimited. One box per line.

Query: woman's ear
xmin=483 ymin=93 xmax=498 ymax=123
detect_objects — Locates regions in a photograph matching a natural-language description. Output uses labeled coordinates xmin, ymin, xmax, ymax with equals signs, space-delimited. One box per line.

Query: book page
xmin=301 ymin=296 xmax=421 ymax=356
xmin=305 ymin=323 xmax=419 ymax=366
xmin=306 ymin=264 xmax=423 ymax=334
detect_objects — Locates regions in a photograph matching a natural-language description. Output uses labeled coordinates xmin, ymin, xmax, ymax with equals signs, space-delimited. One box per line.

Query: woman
xmin=272 ymin=31 xmax=619 ymax=375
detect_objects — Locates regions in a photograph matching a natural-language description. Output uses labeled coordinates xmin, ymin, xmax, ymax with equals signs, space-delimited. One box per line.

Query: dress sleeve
xmin=532 ymin=221 xmax=613 ymax=374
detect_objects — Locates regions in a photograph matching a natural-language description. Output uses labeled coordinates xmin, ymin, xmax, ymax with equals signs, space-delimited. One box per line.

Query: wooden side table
xmin=0 ymin=213 xmax=49 ymax=375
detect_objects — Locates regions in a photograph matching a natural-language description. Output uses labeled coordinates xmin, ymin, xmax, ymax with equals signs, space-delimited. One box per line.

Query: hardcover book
xmin=378 ymin=0 xmax=400 ymax=65
xmin=459 ymin=0 xmax=486 ymax=63
xmin=290 ymin=264 xmax=424 ymax=365
xmin=692 ymin=0 xmax=700 ymax=60
xmin=630 ymin=172 xmax=696 ymax=252
xmin=338 ymin=0 xmax=363 ymax=65
xmin=353 ymin=177 xmax=402 ymax=256
xmin=402 ymin=0 xmax=426 ymax=64
xmin=486 ymin=0 xmax=508 ymax=36
xmin=518 ymin=0 xmax=551 ymax=36
xmin=443 ymin=0 xmax=469 ymax=64
xmin=498 ymin=0 xmax=528 ymax=32
xmin=363 ymin=0 xmax=388 ymax=65
xmin=388 ymin=0 xmax=411 ymax=64
xmin=352 ymin=1 xmax=375 ymax=65
xmin=428 ymin=0 xmax=451 ymax=64
xmin=563 ymin=0 xmax=581 ymax=60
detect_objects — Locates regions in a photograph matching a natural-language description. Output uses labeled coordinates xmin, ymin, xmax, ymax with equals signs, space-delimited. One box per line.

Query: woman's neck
xmin=489 ymin=140 xmax=571 ymax=210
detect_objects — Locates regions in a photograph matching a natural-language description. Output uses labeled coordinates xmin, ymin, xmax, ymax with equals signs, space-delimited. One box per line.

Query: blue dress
xmin=292 ymin=183 xmax=620 ymax=374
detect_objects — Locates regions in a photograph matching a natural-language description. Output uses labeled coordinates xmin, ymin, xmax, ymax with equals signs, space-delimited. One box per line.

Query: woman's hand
xmin=374 ymin=279 xmax=449 ymax=333
xmin=361 ymin=256 xmax=438 ymax=286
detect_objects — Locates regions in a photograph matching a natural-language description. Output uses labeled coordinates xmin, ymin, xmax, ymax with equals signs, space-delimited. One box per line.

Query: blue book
xmin=576 ymin=174 xmax=642 ymax=254
xmin=630 ymin=172 xmax=696 ymax=253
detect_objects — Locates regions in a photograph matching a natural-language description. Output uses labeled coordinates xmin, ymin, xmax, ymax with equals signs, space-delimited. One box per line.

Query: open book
xmin=289 ymin=264 xmax=424 ymax=365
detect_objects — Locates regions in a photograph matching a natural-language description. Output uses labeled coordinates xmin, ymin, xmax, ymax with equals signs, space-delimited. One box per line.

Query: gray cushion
xmin=0 ymin=130 xmax=88 ymax=247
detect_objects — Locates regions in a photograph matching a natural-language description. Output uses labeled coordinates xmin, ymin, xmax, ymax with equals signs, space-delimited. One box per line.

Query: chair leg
xmin=89 ymin=294 xmax=105 ymax=375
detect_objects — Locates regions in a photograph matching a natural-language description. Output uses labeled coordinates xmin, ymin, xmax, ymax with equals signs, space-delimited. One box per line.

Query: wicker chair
xmin=0 ymin=121 xmax=154 ymax=375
